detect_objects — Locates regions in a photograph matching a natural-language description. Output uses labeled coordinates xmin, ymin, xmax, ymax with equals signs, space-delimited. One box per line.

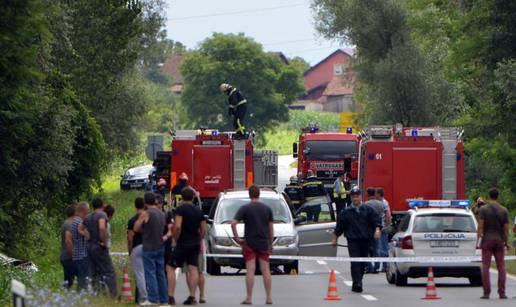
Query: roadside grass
xmin=258 ymin=110 xmax=341 ymax=155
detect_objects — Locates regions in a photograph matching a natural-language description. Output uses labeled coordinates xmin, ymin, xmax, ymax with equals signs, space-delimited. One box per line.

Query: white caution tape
xmin=110 ymin=251 xmax=516 ymax=263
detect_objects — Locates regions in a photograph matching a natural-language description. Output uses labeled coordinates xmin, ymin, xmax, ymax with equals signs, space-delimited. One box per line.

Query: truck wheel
xmin=284 ymin=261 xmax=299 ymax=274
xmin=394 ymin=270 xmax=408 ymax=286
xmin=207 ymin=257 xmax=221 ymax=276
xmin=468 ymin=275 xmax=482 ymax=286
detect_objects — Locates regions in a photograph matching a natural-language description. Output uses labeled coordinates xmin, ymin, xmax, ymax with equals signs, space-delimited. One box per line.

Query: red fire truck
xmin=358 ymin=125 xmax=465 ymax=214
xmin=293 ymin=125 xmax=360 ymax=193
xmin=155 ymin=129 xmax=277 ymax=212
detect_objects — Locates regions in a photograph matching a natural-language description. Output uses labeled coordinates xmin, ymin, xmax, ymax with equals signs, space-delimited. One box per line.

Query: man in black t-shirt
xmin=167 ymin=187 xmax=207 ymax=305
xmin=231 ymin=186 xmax=274 ymax=305
xmin=127 ymin=197 xmax=147 ymax=303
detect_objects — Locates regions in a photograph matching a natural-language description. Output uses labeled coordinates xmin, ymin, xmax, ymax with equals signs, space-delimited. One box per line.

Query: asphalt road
xmin=170 ymin=157 xmax=516 ymax=306
xmin=173 ymin=242 xmax=516 ymax=307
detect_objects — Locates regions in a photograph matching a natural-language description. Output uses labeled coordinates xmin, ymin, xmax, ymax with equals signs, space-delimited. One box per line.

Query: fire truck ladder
xmin=439 ymin=128 xmax=459 ymax=200
xmin=233 ymin=139 xmax=247 ymax=190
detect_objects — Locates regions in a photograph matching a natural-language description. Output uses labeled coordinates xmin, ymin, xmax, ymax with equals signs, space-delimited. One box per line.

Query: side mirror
xmin=294 ymin=215 xmax=307 ymax=225
xmin=292 ymin=143 xmax=298 ymax=158
xmin=207 ymin=218 xmax=214 ymax=225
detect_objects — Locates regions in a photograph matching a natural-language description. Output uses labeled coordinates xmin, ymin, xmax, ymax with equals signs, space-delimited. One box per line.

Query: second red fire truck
xmin=293 ymin=124 xmax=360 ymax=194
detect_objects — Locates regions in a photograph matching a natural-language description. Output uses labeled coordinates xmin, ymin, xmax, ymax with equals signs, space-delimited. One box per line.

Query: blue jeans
xmin=379 ymin=231 xmax=389 ymax=270
xmin=143 ymin=247 xmax=168 ymax=304
xmin=367 ymin=239 xmax=381 ymax=272
xmin=74 ymin=257 xmax=90 ymax=291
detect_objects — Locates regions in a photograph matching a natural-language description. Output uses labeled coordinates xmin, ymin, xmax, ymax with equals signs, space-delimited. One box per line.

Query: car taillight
xmin=401 ymin=235 xmax=413 ymax=250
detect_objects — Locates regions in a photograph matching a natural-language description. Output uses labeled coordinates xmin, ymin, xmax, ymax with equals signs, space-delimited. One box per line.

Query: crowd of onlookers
xmin=60 ymin=187 xmax=207 ymax=306
xmin=60 ymin=198 xmax=118 ymax=297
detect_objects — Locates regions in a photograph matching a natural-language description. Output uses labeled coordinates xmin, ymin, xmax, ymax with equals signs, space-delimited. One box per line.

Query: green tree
xmin=312 ymin=0 xmax=458 ymax=126
xmin=180 ymin=33 xmax=304 ymax=132
xmin=0 ymin=0 xmax=107 ymax=254
xmin=58 ymin=0 xmax=147 ymax=154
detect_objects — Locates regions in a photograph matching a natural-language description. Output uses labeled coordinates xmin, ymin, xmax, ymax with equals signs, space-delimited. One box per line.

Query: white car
xmin=386 ymin=200 xmax=481 ymax=286
xmin=206 ymin=190 xmax=337 ymax=275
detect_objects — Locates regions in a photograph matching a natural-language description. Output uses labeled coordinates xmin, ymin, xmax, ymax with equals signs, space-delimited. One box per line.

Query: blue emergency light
xmin=346 ymin=127 xmax=353 ymax=134
xmin=407 ymin=199 xmax=471 ymax=209
xmin=309 ymin=126 xmax=319 ymax=133
xmin=411 ymin=129 xmax=418 ymax=137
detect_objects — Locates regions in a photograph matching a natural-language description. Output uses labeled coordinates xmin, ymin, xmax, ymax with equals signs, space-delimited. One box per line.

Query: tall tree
xmin=60 ymin=0 xmax=147 ymax=154
xmin=180 ymin=33 xmax=304 ymax=132
xmin=0 ymin=0 xmax=106 ymax=253
xmin=312 ymin=0 xmax=457 ymax=126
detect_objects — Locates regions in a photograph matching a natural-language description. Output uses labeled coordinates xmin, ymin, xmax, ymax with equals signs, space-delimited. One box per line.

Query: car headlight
xmin=214 ymin=237 xmax=235 ymax=247
xmin=275 ymin=236 xmax=298 ymax=246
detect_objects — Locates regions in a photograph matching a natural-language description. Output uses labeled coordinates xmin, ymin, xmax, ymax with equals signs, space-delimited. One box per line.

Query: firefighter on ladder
xmin=301 ymin=170 xmax=327 ymax=222
xmin=220 ymin=83 xmax=247 ymax=138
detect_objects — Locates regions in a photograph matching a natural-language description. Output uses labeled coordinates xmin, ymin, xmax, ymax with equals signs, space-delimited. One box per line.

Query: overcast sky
xmin=164 ymin=0 xmax=351 ymax=65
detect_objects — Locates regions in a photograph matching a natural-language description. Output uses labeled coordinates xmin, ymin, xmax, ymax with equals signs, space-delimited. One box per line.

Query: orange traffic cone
xmin=324 ymin=270 xmax=341 ymax=301
xmin=422 ymin=267 xmax=441 ymax=300
xmin=121 ymin=267 xmax=134 ymax=302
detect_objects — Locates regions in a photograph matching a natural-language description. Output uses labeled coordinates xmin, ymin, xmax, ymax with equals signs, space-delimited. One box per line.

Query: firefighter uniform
xmin=284 ymin=182 xmax=304 ymax=210
xmin=221 ymin=84 xmax=247 ymax=136
xmin=302 ymin=176 xmax=326 ymax=200
xmin=301 ymin=175 xmax=327 ymax=222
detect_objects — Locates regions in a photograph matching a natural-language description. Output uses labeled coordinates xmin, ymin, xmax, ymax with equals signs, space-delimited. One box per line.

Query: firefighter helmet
xmin=219 ymin=83 xmax=231 ymax=93
xmin=307 ymin=170 xmax=315 ymax=178
xmin=289 ymin=175 xmax=298 ymax=184
xmin=179 ymin=172 xmax=189 ymax=180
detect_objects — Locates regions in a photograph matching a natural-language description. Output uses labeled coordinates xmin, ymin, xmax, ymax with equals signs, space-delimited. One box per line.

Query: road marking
xmin=317 ymin=260 xmax=327 ymax=265
xmin=305 ymin=271 xmax=313 ymax=274
xmin=334 ymin=270 xmax=340 ymax=274
xmin=343 ymin=281 xmax=352 ymax=287
xmin=362 ymin=295 xmax=378 ymax=301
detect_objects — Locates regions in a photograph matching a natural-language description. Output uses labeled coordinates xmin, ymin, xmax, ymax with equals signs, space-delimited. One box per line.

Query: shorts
xmin=182 ymin=252 xmax=205 ymax=273
xmin=168 ymin=245 xmax=200 ymax=268
xmin=242 ymin=243 xmax=270 ymax=262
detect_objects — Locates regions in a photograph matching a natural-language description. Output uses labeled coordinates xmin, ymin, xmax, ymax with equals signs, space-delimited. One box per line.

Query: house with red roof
xmin=294 ymin=48 xmax=357 ymax=112
xmin=161 ymin=54 xmax=184 ymax=94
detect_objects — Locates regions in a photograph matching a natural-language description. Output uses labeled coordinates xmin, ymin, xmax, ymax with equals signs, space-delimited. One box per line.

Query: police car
xmin=386 ymin=200 xmax=482 ymax=286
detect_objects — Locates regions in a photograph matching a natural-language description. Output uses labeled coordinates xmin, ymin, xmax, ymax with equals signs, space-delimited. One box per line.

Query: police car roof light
xmin=407 ymin=199 xmax=471 ymax=209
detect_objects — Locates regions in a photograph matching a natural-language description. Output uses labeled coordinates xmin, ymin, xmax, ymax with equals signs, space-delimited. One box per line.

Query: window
xmin=305 ymin=140 xmax=357 ymax=161
xmin=412 ymin=214 xmax=476 ymax=233
xmin=216 ymin=197 xmax=291 ymax=224
xmin=296 ymin=197 xmax=334 ymax=223
xmin=399 ymin=215 xmax=411 ymax=232
xmin=334 ymin=64 xmax=343 ymax=76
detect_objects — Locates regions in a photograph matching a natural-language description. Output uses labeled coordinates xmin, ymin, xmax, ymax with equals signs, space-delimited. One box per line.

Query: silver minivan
xmin=206 ymin=190 xmax=336 ymax=275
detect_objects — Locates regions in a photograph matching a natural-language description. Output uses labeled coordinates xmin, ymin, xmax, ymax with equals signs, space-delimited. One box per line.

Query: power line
xmin=169 ymin=3 xmax=307 ymax=21
xmin=263 ymin=38 xmax=316 ymax=46
xmin=285 ymin=46 xmax=341 ymax=55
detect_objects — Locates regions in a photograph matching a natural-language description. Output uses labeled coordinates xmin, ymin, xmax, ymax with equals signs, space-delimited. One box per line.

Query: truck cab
xmin=293 ymin=125 xmax=360 ymax=193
